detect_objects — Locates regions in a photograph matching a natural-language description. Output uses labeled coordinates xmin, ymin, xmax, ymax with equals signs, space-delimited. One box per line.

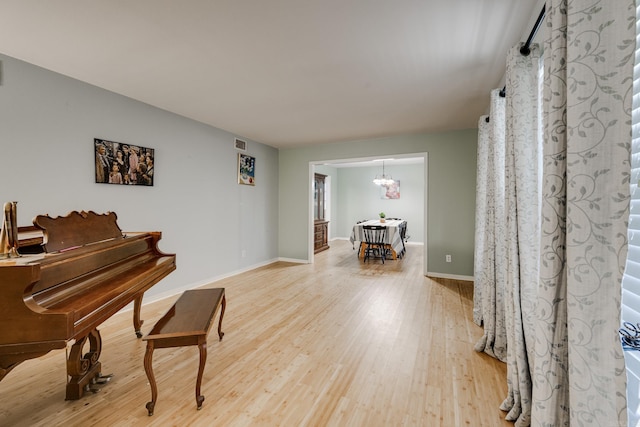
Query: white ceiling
xmin=0 ymin=0 xmax=543 ymax=149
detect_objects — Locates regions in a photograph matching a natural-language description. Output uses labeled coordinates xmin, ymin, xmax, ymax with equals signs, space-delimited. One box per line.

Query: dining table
xmin=350 ymin=219 xmax=406 ymax=260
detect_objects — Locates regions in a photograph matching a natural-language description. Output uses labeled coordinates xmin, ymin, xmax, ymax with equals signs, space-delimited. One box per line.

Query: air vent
xmin=234 ymin=138 xmax=247 ymax=151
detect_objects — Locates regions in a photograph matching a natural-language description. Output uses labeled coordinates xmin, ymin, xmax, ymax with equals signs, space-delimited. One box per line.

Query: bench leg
xmin=196 ymin=340 xmax=207 ymax=410
xmin=218 ymin=295 xmax=226 ymax=341
xmin=144 ymin=341 xmax=157 ymax=416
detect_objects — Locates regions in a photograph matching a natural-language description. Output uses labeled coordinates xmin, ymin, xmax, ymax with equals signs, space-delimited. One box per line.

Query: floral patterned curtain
xmin=475 ymin=1 xmax=635 ymax=425
xmin=499 ymin=43 xmax=543 ymax=427
xmin=474 ymin=89 xmax=508 ymax=362
xmin=474 ymin=116 xmax=490 ymax=326
xmin=532 ymin=0 xmax=634 ymax=425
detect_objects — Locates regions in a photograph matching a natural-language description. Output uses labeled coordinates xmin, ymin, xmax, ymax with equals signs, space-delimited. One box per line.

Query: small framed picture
xmin=238 ymin=153 xmax=255 ymax=186
xmin=381 ymin=180 xmax=400 ymax=199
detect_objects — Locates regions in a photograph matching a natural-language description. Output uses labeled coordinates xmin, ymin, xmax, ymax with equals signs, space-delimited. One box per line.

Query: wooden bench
xmin=142 ymin=288 xmax=226 ymax=416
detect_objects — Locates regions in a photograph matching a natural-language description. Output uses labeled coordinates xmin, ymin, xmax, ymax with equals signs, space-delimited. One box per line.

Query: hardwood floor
xmin=0 ymin=240 xmax=509 ymax=427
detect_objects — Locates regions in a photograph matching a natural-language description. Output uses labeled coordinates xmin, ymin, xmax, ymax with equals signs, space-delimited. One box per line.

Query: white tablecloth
xmin=349 ymin=219 xmax=406 ymax=258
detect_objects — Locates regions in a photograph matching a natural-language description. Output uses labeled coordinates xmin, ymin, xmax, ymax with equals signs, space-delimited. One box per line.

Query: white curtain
xmin=474 ymin=116 xmax=490 ymax=326
xmin=474 ymin=89 xmax=508 ymax=362
xmin=499 ymin=43 xmax=543 ymax=427
xmin=474 ymin=1 xmax=635 ymax=425
xmin=531 ymin=1 xmax=634 ymax=425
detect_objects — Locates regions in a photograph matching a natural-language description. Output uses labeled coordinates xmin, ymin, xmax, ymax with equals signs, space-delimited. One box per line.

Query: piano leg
xmin=134 ymin=296 xmax=144 ymax=338
xmin=65 ymin=329 xmax=104 ymax=400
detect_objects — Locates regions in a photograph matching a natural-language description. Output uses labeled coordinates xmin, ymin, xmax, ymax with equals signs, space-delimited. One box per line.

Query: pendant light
xmin=372 ymin=161 xmax=394 ymax=186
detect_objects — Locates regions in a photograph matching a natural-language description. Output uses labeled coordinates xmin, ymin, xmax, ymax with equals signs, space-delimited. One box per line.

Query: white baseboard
xmin=277 ymin=257 xmax=309 ymax=264
xmin=426 ymin=272 xmax=474 ymax=282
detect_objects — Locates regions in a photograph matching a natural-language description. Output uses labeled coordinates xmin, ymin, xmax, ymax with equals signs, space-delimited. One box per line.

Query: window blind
xmin=621 ymin=3 xmax=640 ymax=425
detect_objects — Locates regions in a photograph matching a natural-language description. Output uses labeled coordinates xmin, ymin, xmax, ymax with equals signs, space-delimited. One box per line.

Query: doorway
xmin=309 ymin=153 xmax=428 ymax=275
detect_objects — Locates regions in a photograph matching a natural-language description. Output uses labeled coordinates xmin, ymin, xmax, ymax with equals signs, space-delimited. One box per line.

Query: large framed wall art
xmin=94 ymin=138 xmax=155 ymax=186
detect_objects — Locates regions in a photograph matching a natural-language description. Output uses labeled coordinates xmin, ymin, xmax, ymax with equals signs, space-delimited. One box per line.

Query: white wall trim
xmin=426 ymin=272 xmax=474 ymax=282
xmin=277 ymin=257 xmax=309 ymax=264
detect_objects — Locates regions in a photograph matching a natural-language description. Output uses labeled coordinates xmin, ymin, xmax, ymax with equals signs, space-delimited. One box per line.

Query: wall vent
xmin=234 ymin=138 xmax=247 ymax=151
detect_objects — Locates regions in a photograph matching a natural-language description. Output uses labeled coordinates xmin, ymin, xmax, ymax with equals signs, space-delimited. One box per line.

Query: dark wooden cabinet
xmin=314 ymin=220 xmax=329 ymax=253
xmin=314 ymin=173 xmax=330 ymax=254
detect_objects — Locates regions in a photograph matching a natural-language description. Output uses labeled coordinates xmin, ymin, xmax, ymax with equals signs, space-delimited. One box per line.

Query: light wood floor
xmin=0 ymin=240 xmax=509 ymax=427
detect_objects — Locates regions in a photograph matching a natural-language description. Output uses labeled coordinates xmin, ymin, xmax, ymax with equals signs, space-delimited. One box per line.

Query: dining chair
xmin=362 ymin=225 xmax=387 ymax=263
xmin=382 ymin=220 xmax=406 ymax=259
xmin=353 ymin=220 xmax=369 ymax=251
xmin=398 ymin=221 xmax=407 ymax=258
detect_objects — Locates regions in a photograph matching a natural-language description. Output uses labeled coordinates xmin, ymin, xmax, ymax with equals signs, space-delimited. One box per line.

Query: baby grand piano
xmin=0 ymin=210 xmax=176 ymax=400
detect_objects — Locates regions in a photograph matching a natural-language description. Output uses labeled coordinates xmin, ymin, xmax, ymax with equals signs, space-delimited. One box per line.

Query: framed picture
xmin=95 ymin=138 xmax=154 ymax=186
xmin=238 ymin=153 xmax=255 ymax=186
xmin=381 ymin=180 xmax=400 ymax=199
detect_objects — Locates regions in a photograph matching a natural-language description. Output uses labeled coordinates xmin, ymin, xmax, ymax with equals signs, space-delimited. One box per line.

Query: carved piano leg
xmin=66 ymin=329 xmax=105 ymax=400
xmin=134 ymin=296 xmax=144 ymax=338
xmin=144 ymin=340 xmax=157 ymax=416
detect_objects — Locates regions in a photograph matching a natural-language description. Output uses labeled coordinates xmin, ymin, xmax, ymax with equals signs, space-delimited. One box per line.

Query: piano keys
xmin=0 ymin=210 xmax=176 ymax=400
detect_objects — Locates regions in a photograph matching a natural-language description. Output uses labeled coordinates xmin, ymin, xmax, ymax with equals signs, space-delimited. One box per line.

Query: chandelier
xmin=372 ymin=161 xmax=394 ymax=186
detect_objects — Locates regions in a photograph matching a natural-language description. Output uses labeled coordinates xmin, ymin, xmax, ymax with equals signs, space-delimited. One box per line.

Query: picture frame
xmin=238 ymin=153 xmax=255 ymax=186
xmin=95 ymin=138 xmax=155 ymax=186
xmin=381 ymin=180 xmax=400 ymax=199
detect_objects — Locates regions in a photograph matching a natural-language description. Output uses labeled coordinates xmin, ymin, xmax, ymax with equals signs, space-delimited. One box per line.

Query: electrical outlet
xmin=446 ymin=254 xmax=452 ymax=263
xmin=241 ymin=249 xmax=246 ymax=258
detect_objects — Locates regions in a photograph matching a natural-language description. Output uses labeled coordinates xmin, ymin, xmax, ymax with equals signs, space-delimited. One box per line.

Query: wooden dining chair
xmin=353 ymin=220 xmax=369 ymax=251
xmin=398 ymin=221 xmax=407 ymax=258
xmin=362 ymin=225 xmax=387 ymax=263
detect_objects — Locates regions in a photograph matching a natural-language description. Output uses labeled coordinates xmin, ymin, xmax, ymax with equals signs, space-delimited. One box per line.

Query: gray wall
xmin=278 ymin=132 xmax=477 ymax=277
xmin=1 ymin=53 xmax=478 ymax=284
xmin=0 ymin=54 xmax=279 ymax=301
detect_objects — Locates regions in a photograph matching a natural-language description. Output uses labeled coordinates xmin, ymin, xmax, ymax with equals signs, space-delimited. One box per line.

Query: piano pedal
xmin=93 ymin=373 xmax=114 ymax=385
xmin=83 ymin=383 xmax=100 ymax=394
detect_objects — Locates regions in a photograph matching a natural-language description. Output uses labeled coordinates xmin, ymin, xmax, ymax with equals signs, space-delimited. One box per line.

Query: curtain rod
xmin=520 ymin=4 xmax=546 ymax=56
xmin=498 ymin=4 xmax=546 ymax=98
